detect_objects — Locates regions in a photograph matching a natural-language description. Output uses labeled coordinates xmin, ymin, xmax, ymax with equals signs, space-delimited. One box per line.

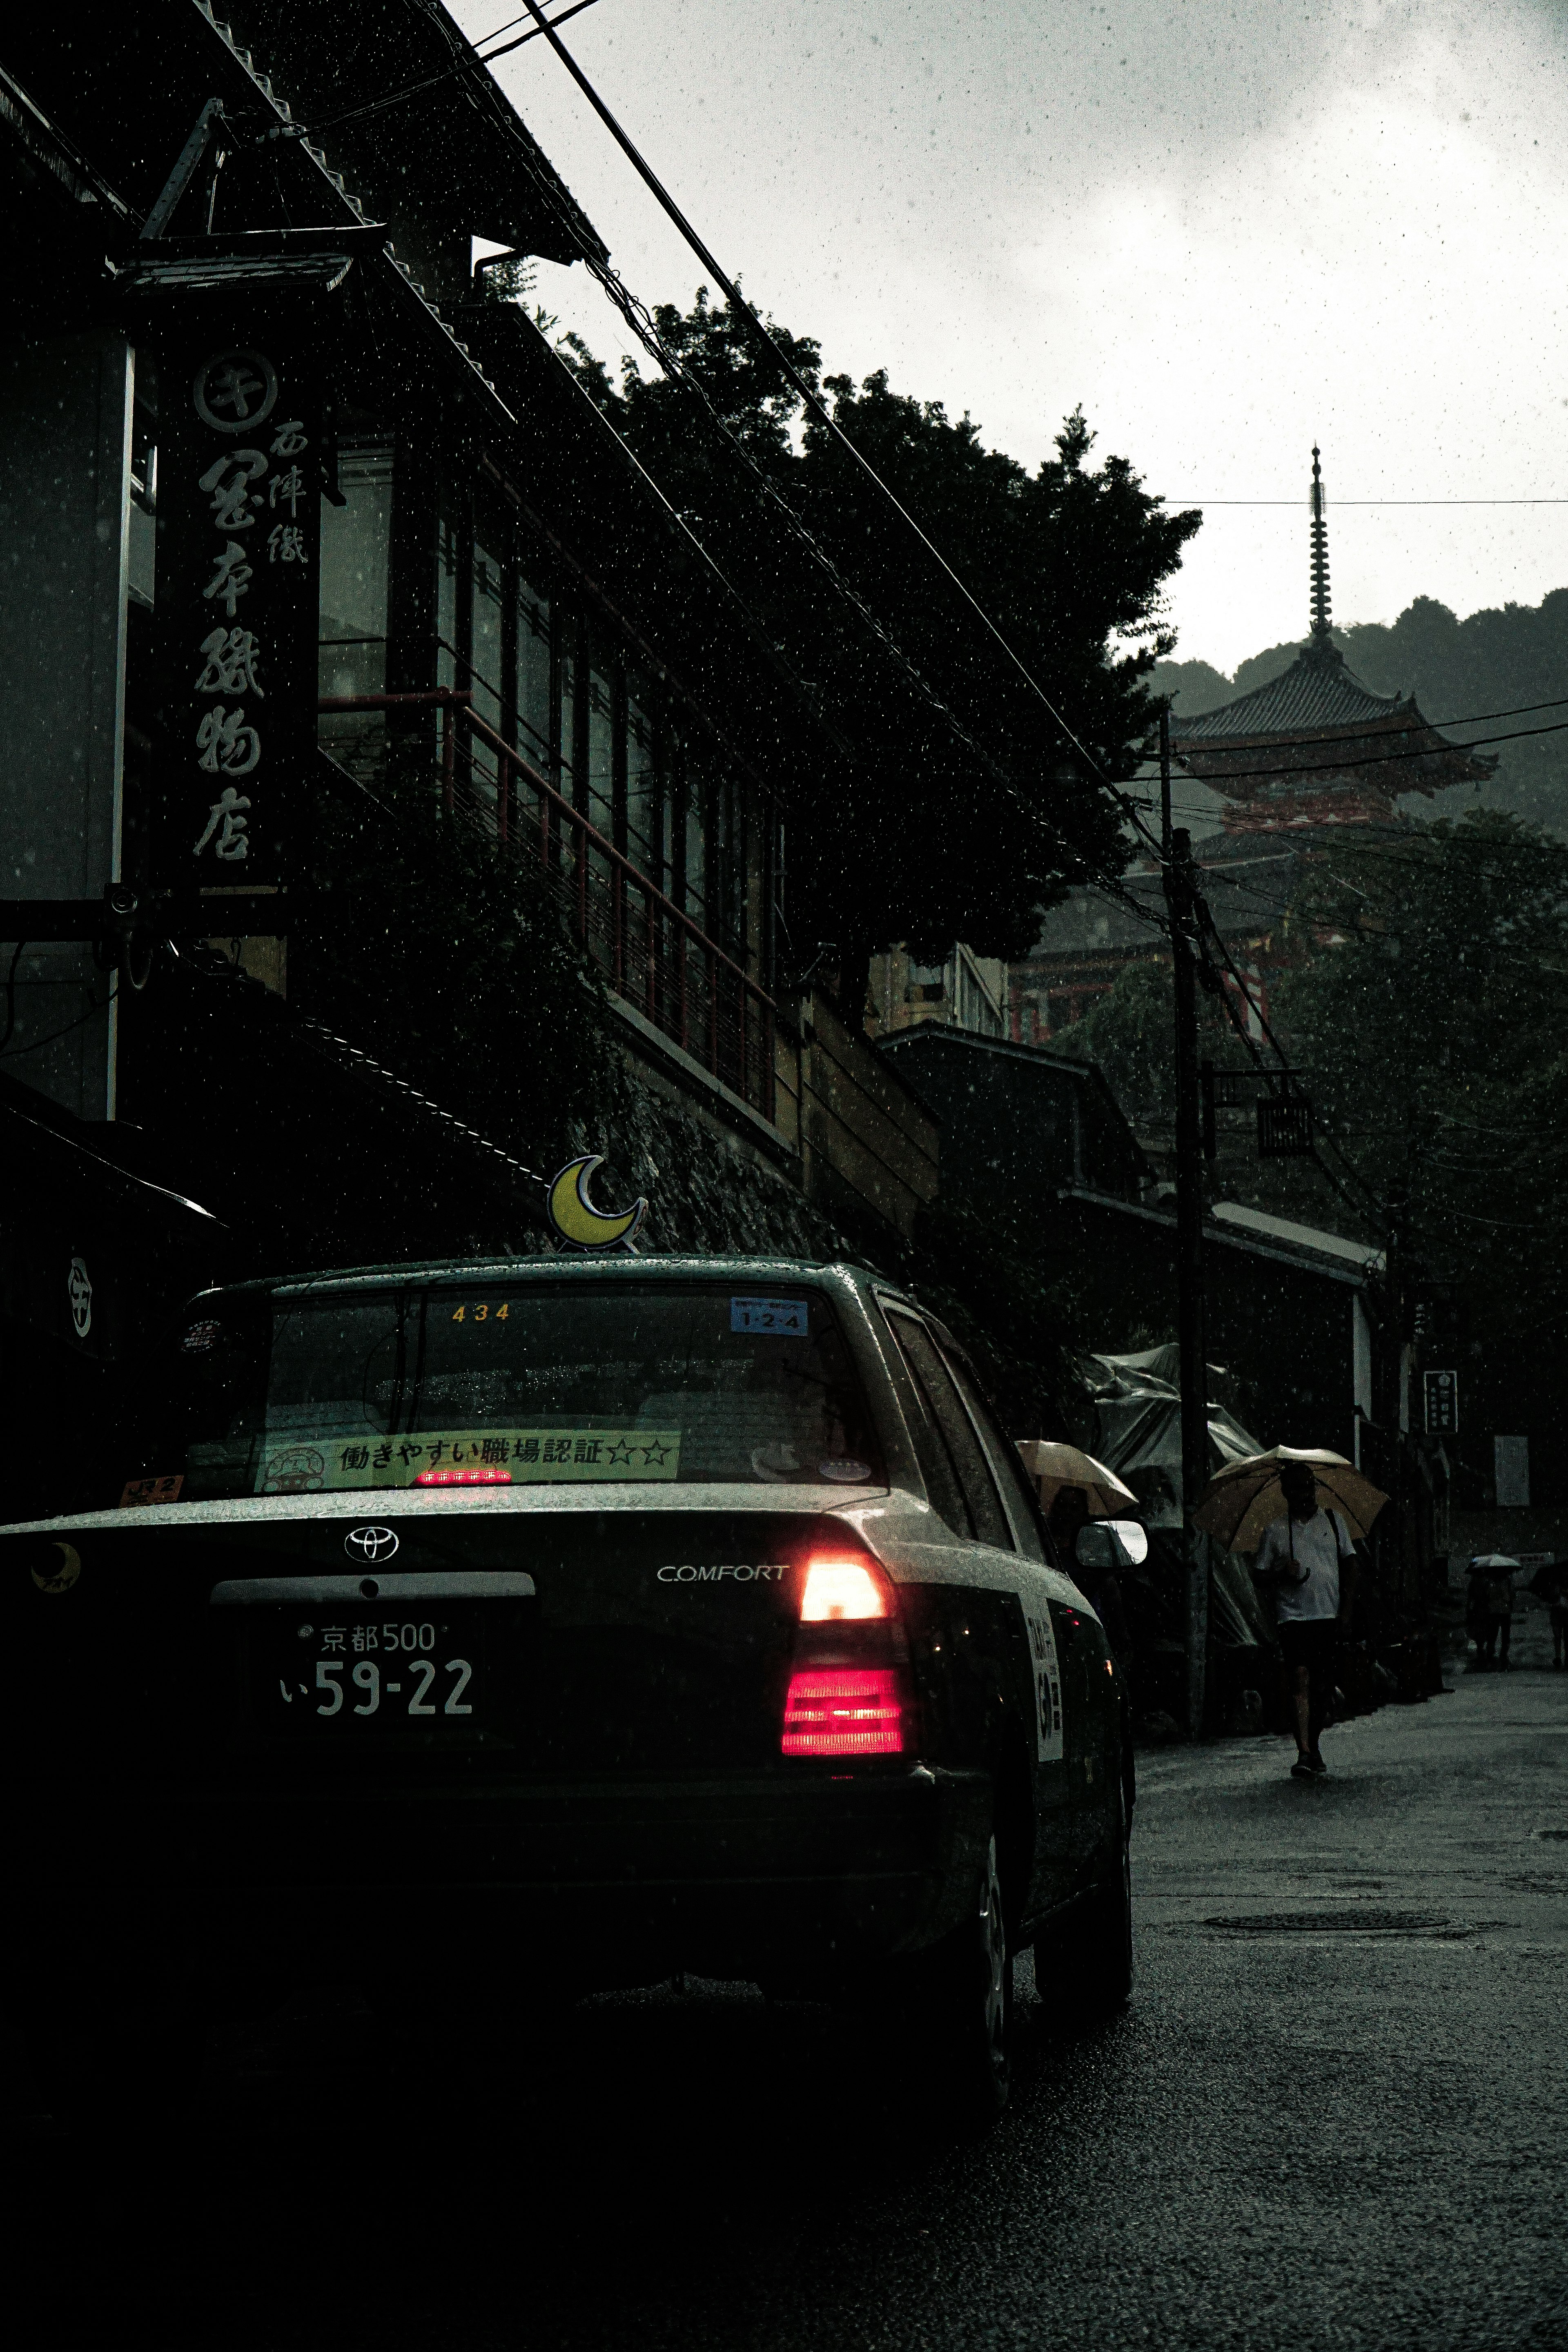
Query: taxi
xmin=6 ymin=1255 xmax=1133 ymax=2126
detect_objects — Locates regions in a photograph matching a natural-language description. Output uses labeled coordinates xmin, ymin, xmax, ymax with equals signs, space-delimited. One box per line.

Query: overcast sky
xmin=456 ymin=0 xmax=1566 ymax=675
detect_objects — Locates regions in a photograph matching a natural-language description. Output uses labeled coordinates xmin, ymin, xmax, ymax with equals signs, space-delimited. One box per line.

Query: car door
xmin=877 ymin=1306 xmax=1078 ymax=1918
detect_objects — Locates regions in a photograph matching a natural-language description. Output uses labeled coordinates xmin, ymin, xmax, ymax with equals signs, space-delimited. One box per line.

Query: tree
xmin=1272 ymin=810 xmax=1568 ymax=1343
xmin=563 ymin=293 xmax=1199 ymax=1016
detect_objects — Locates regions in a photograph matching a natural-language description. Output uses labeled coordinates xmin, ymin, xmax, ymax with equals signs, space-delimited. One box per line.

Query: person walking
xmin=1468 ymin=1557 xmax=1517 ymax=1669
xmin=1253 ymin=1462 xmax=1357 ymax=1779
xmin=1548 ymin=1566 xmax=1568 ymax=1671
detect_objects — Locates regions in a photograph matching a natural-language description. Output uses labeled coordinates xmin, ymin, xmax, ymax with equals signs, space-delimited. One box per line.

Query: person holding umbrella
xmin=1192 ymin=1447 xmax=1384 ymax=1782
xmin=1252 ymin=1463 xmax=1358 ymax=1777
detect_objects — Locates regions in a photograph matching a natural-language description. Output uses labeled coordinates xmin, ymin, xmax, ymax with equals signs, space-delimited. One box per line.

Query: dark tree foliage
xmin=1273 ymin=810 xmax=1568 ymax=1341
xmin=1061 ymin=812 xmax=1568 ymax=1349
xmin=562 ymin=292 xmax=1199 ymax=1000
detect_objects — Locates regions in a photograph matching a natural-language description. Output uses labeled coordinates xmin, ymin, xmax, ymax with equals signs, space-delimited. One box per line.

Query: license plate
xmin=265 ymin=1610 xmax=483 ymax=1733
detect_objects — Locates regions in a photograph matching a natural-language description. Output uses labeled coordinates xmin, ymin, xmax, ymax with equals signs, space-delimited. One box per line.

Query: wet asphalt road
xmin=19 ymin=1615 xmax=1566 ymax=2351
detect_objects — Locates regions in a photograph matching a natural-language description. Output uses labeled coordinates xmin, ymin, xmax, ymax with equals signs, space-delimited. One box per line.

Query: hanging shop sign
xmin=151 ymin=321 xmax=323 ymax=888
xmin=1256 ymin=1095 xmax=1314 ymax=1158
xmin=1423 ymin=1368 xmax=1459 ymax=1437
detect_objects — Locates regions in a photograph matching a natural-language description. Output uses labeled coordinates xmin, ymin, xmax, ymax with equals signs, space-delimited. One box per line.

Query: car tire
xmin=1054 ymin=1781 xmax=1134 ymax=2016
xmin=891 ymin=1833 xmax=1012 ymax=2129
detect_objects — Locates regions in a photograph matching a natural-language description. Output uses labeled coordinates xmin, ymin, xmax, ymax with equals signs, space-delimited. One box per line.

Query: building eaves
xmin=880 ymin=1024 xmax=1102 ymax=1086
xmin=209 ymin=0 xmax=606 ymax=265
xmin=1172 ymin=641 xmax=1406 ymax=745
xmin=1060 ymin=1185 xmax=1374 ymax=1289
xmin=1210 ymin=1198 xmax=1384 ymax=1272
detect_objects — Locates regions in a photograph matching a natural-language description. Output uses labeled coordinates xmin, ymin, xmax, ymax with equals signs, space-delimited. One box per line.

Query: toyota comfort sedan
xmin=7 ymin=1256 xmax=1132 ymax=2127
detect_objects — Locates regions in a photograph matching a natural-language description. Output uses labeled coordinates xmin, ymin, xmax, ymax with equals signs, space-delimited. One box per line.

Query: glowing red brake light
xmin=799 ymin=1557 xmax=888 ymax=1621
xmin=781 ymin=1668 xmax=904 ymax=1756
xmin=413 ymin=1466 xmax=513 ymax=1486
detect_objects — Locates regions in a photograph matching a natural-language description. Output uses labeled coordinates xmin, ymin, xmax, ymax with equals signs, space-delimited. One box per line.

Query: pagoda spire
xmin=1308 ymin=444 xmax=1332 ymax=644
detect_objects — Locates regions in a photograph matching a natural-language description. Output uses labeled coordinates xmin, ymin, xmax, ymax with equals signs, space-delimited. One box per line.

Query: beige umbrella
xmin=1015 ymin=1440 xmax=1138 ymax=1518
xmin=1192 ymin=1445 xmax=1388 ymax=1554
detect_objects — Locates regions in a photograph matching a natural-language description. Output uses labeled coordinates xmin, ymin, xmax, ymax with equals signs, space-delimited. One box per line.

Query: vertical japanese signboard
xmin=152 ymin=322 xmax=321 ymax=886
xmin=1423 ymin=1368 xmax=1459 ymax=1437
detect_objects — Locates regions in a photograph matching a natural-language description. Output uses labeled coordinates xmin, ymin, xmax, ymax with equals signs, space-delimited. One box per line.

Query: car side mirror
xmin=1075 ymin=1519 xmax=1149 ymax=1569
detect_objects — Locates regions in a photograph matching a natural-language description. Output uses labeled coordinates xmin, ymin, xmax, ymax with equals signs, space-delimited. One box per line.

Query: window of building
xmin=626 ymin=678 xmax=661 ymax=889
xmin=586 ymin=653 xmax=615 ymax=840
xmin=318 ymin=445 xmax=393 ymax=700
xmin=516 ymin=578 xmax=552 ymax=775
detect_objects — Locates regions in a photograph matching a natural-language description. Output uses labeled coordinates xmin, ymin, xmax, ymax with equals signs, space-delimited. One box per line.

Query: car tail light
xmin=413 ymin=1466 xmax=513 ymax=1486
xmin=799 ymin=1556 xmax=889 ymax=1621
xmin=781 ymin=1668 xmax=905 ymax=1756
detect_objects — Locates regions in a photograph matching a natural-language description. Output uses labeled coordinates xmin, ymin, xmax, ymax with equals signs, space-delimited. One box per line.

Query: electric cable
xmin=0 ymin=939 xmax=26 ymax=1052
xmin=1159 ymin=694 xmax=1568 ymax=755
xmin=0 ymin=980 xmax=118 ymax=1059
xmin=1162 ymin=499 xmax=1567 ymax=507
xmin=498 ymin=126 xmax=1164 ymax=916
xmin=294 ymin=0 xmax=608 ymax=138
xmin=1169 ymin=715 xmax=1568 ymax=791
xmin=512 ymin=0 xmax=1176 ymax=871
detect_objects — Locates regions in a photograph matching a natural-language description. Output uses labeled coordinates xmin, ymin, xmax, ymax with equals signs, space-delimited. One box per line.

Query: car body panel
xmin=7 ymin=1255 xmax=1129 ymax=1993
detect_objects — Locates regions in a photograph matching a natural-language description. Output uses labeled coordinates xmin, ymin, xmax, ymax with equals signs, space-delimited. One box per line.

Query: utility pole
xmin=1161 ymin=708 xmax=1209 ymax=1737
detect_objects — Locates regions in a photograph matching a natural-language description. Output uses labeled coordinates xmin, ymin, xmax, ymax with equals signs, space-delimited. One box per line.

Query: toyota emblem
xmin=344 ymin=1525 xmax=399 ymax=1564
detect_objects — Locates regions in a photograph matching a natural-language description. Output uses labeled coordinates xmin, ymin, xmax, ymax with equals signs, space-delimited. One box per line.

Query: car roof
xmin=190 ymin=1255 xmax=912 ymax=1310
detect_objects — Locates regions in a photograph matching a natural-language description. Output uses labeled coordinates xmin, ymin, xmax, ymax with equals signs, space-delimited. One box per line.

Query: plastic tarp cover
xmin=1086 ymin=1348 xmax=1274 ymax=1651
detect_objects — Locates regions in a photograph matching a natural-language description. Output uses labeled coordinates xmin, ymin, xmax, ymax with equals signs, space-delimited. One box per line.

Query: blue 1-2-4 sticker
xmin=731 ymin=1296 xmax=810 ymax=1337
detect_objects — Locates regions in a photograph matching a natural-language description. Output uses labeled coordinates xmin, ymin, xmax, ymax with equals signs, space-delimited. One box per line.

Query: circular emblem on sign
xmin=68 ymin=1255 xmax=92 ymax=1340
xmin=262 ymin=1445 xmax=325 ymax=1495
xmin=32 ymin=1542 xmax=81 ymax=1595
xmin=193 ymin=349 xmax=279 ymax=434
xmin=345 ymin=1525 xmax=399 ymax=1564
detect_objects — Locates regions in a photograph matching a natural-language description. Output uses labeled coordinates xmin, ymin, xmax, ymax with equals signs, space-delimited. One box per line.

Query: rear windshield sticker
xmin=731 ymin=1296 xmax=810 ymax=1336
xmin=119 ymin=1474 xmax=185 ymax=1508
xmin=818 ymin=1458 xmax=873 ymax=1483
xmin=256 ymin=1429 xmax=682 ymax=1495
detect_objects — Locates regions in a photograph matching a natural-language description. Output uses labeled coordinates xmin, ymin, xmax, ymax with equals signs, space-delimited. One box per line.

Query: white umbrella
xmin=1191 ymin=1445 xmax=1388 ymax=1553
xmin=1015 ymin=1440 xmax=1138 ymax=1518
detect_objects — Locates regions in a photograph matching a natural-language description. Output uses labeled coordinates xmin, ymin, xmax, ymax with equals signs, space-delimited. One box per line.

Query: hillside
xmin=1149 ymin=589 xmax=1568 ymax=833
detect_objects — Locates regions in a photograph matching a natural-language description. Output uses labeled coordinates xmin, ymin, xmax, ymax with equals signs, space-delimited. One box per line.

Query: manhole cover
xmin=1203 ymin=1908 xmax=1466 ymax=1938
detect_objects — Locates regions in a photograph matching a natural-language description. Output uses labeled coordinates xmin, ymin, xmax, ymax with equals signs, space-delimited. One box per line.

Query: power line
xmin=1172 ymin=714 xmax=1568 ymax=790
xmin=514 ymin=1 xmax=1175 ymax=872
xmin=0 ymin=980 xmax=118 ymax=1059
xmin=297 ymin=0 xmax=607 ymax=138
xmin=1164 ymin=498 xmax=1567 ymax=507
xmin=1160 ymin=695 xmax=1568 ymax=755
xmin=479 ymin=42 xmax=1175 ymax=931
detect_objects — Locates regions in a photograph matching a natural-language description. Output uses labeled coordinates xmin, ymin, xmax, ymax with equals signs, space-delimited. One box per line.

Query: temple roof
xmin=1171 ymin=636 xmax=1409 ymax=745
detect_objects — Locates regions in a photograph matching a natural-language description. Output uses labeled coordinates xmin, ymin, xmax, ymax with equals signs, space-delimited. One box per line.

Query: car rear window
xmin=169 ymin=1283 xmax=884 ymax=1498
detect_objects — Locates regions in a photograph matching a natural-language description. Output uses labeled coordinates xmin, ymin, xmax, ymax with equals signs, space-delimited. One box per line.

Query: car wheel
xmin=893 ymin=1833 xmax=1012 ymax=2129
xmin=1054 ymin=1781 xmax=1134 ymax=2016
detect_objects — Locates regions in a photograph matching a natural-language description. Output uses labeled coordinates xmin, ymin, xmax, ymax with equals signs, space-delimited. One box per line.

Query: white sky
xmin=455 ymin=0 xmax=1567 ymax=675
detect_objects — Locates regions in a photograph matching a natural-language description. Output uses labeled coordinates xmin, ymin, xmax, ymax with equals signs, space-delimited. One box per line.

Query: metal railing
xmin=318 ymin=689 xmax=776 ymax=1122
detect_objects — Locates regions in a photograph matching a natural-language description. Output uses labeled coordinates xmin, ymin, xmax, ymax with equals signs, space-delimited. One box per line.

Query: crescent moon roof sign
xmin=547 ymin=1154 xmax=648 ymax=1252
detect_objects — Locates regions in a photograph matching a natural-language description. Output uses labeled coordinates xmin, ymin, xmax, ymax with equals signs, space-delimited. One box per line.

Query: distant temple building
xmin=1010 ymin=448 xmax=1495 ymax=1049
xmin=1168 ymin=448 xmax=1495 ymax=834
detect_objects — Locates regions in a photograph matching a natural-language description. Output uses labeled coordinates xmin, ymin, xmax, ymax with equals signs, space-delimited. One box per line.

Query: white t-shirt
xmin=1256 ymin=1507 xmax=1353 ymax=1622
